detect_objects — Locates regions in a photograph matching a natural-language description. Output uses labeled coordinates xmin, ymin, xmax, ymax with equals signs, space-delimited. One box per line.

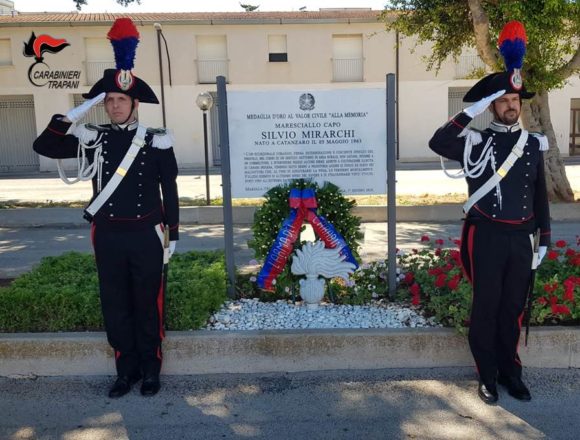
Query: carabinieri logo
xmin=23 ymin=32 xmax=81 ymax=88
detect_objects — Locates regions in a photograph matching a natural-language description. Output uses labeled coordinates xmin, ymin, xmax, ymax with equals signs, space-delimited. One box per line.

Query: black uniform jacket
xmin=429 ymin=112 xmax=550 ymax=246
xmin=33 ymin=115 xmax=179 ymax=241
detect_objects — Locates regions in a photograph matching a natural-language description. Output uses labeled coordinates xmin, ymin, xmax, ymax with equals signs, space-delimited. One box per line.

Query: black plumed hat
xmin=463 ymin=21 xmax=535 ymax=103
xmin=82 ymin=18 xmax=159 ymax=104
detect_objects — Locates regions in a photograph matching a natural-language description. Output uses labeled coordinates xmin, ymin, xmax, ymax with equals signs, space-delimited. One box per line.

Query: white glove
xmin=168 ymin=241 xmax=177 ymax=259
xmin=65 ymin=92 xmax=106 ymax=123
xmin=537 ymin=246 xmax=547 ymax=265
xmin=463 ymin=90 xmax=506 ymax=118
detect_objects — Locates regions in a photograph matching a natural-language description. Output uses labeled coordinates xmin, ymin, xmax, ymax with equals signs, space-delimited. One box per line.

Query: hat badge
xmin=115 ymin=70 xmax=135 ymax=91
xmin=510 ymin=69 xmax=523 ymax=91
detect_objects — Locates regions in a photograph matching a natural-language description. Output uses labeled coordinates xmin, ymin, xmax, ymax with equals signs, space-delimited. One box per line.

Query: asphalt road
xmin=1 ymin=367 xmax=578 ymax=440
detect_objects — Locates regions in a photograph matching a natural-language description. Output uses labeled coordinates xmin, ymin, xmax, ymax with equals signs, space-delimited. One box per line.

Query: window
xmin=0 ymin=39 xmax=12 ymax=66
xmin=448 ymin=87 xmax=493 ymax=131
xmin=196 ymin=35 xmax=228 ymax=84
xmin=268 ymin=35 xmax=287 ymax=62
xmin=84 ymin=38 xmax=114 ymax=85
xmin=332 ymin=34 xmax=363 ymax=82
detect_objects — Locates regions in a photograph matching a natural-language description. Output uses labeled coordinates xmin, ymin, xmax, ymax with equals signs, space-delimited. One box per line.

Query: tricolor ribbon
xmin=257 ymin=187 xmax=358 ymax=291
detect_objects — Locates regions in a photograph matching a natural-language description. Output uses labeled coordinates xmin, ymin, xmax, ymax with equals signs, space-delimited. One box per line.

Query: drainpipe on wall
xmin=395 ymin=29 xmax=400 ymax=160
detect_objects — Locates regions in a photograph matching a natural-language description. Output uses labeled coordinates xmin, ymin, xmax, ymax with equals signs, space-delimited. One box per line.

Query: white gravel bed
xmin=206 ymin=298 xmax=439 ymax=330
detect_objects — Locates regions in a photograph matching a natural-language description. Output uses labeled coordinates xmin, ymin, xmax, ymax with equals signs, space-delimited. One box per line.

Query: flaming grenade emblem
xmin=23 ymin=32 xmax=70 ymax=86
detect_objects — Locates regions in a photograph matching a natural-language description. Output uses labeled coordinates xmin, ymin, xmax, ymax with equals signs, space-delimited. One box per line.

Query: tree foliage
xmin=381 ymin=0 xmax=580 ymax=202
xmin=381 ymin=0 xmax=580 ymax=95
xmin=74 ymin=0 xmax=140 ymax=10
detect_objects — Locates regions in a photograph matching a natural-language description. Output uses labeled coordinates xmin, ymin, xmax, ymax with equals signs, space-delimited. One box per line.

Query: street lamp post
xmin=196 ymin=92 xmax=214 ymax=205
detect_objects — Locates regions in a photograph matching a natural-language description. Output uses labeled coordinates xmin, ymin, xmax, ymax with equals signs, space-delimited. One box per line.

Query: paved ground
xmin=1 ymin=221 xmax=579 ymax=278
xmin=1 ymin=161 xmax=578 ymax=203
xmin=1 ymin=367 xmax=578 ymax=440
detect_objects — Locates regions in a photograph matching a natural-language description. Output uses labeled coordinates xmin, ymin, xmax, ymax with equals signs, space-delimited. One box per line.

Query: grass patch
xmin=0 ymin=251 xmax=227 ymax=332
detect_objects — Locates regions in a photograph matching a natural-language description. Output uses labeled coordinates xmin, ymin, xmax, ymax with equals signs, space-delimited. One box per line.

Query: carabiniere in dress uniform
xmin=33 ymin=18 xmax=179 ymax=399
xmin=429 ymin=21 xmax=550 ymax=405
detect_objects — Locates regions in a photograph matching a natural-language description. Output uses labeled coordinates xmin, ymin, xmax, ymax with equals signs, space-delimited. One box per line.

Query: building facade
xmin=0 ymin=8 xmax=578 ymax=173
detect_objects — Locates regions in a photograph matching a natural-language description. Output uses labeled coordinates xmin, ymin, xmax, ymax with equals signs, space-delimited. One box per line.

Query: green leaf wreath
xmin=247 ymin=179 xmax=363 ymax=297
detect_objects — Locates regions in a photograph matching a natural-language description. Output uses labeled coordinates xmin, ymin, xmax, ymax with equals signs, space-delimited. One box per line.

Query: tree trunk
xmin=521 ymin=91 xmax=574 ymax=202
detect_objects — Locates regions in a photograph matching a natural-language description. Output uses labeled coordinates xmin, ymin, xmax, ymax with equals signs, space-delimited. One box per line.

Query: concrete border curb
xmin=1 ymin=327 xmax=577 ymax=376
xmin=0 ymin=204 xmax=578 ymax=227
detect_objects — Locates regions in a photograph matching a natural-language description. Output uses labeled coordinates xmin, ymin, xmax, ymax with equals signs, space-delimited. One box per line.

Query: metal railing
xmin=455 ymin=55 xmax=486 ymax=79
xmin=85 ymin=61 xmax=115 ymax=85
xmin=196 ymin=59 xmax=229 ymax=84
xmin=332 ymin=58 xmax=364 ymax=82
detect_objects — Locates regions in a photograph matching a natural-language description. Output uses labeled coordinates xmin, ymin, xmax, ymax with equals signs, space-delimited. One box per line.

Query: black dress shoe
xmin=108 ymin=373 xmax=141 ymax=398
xmin=498 ymin=375 xmax=531 ymax=401
xmin=478 ymin=381 xmax=498 ymax=404
xmin=140 ymin=375 xmax=161 ymax=396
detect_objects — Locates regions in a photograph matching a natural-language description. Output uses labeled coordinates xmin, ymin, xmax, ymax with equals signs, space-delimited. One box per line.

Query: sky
xmin=13 ymin=0 xmax=388 ymax=13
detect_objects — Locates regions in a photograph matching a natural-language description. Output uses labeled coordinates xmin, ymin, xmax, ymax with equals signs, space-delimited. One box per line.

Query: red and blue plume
xmin=498 ymin=20 xmax=527 ymax=71
xmin=107 ymin=18 xmax=140 ymax=71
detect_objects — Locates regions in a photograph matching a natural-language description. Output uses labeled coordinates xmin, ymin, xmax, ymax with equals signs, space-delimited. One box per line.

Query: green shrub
xmin=0 ymin=250 xmax=227 ymax=332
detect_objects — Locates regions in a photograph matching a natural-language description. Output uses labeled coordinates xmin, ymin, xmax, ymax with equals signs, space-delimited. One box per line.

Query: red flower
xmin=563 ymin=278 xmax=576 ymax=302
xmin=435 ymin=273 xmax=446 ymax=288
xmin=447 ymin=274 xmax=461 ymax=291
xmin=555 ymin=240 xmax=567 ymax=248
xmin=537 ymin=296 xmax=548 ymax=305
xmin=565 ymin=248 xmax=576 ymax=257
xmin=421 ymin=235 xmax=430 ymax=242
xmin=434 ymin=248 xmax=442 ymax=257
xmin=435 ymin=239 xmax=444 ymax=246
xmin=410 ymin=283 xmax=421 ymax=305
xmin=547 ymin=250 xmax=559 ymax=261
xmin=410 ymin=283 xmax=420 ymax=295
xmin=453 ymin=239 xmax=461 ymax=246
xmin=404 ymin=272 xmax=414 ymax=284
xmin=543 ymin=282 xmax=559 ymax=294
xmin=551 ymin=304 xmax=571 ymax=315
xmin=428 ymin=268 xmax=442 ymax=276
xmin=412 ymin=248 xmax=419 ymax=254
xmin=572 ymin=256 xmax=580 ymax=267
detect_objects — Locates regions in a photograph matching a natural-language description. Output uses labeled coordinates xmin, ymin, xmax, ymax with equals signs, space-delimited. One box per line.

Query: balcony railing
xmin=455 ymin=55 xmax=486 ymax=79
xmin=85 ymin=61 xmax=115 ymax=85
xmin=196 ymin=59 xmax=229 ymax=84
xmin=332 ymin=58 xmax=363 ymax=82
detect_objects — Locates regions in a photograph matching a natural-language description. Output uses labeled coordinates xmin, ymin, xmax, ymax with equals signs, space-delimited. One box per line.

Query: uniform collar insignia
xmin=111 ymin=120 xmax=139 ymax=131
xmin=490 ymin=120 xmax=521 ymax=133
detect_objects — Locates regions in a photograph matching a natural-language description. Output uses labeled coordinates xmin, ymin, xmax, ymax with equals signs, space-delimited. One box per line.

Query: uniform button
xmin=142 ymin=151 xmax=146 ymax=155
xmin=103 ymin=151 xmax=107 ymax=155
xmin=137 ymin=203 xmax=141 ymax=207
xmin=525 ymin=173 xmax=529 ymax=177
xmin=492 ymin=214 xmax=496 ymax=218
xmin=103 ymin=141 xmax=108 ymax=144
xmin=109 ymin=213 xmax=114 ymax=217
xmin=525 ymin=143 xmax=528 ymax=146
xmin=139 ymin=183 xmax=142 ymax=187
xmin=526 ymin=152 xmax=530 ymax=155
xmin=139 ymin=194 xmax=142 ymax=197
xmin=524 ymin=195 xmax=527 ymax=199
xmin=109 ymin=202 xmax=113 ymax=206
xmin=105 ymin=171 xmax=110 ymax=175
xmin=137 ymin=215 xmax=141 ymax=218
xmin=526 ymin=162 xmax=530 ymax=165
xmin=141 ymin=162 xmax=145 ymax=165
xmin=525 ymin=185 xmax=528 ymax=188
xmin=522 ymin=217 xmax=526 ymax=220
xmin=138 ymin=172 xmax=142 ymax=176
xmin=493 ymin=193 xmax=497 ymax=196
xmin=523 ymin=206 xmax=527 ymax=209
xmin=105 ymin=161 xmax=109 ymax=164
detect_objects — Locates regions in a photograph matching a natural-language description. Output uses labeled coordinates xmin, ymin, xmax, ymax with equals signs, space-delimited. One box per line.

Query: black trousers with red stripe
xmin=92 ymin=224 xmax=165 ymax=378
xmin=460 ymin=219 xmax=533 ymax=384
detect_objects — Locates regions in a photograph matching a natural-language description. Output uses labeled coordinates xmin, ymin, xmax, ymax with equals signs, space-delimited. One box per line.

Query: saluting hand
xmin=64 ymin=92 xmax=106 ymax=123
xmin=464 ymin=90 xmax=506 ymax=118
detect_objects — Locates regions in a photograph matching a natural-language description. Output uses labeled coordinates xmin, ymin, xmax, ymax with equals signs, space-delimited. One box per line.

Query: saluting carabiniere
xmin=429 ymin=21 xmax=550 ymax=405
xmin=33 ymin=18 xmax=179 ymax=398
